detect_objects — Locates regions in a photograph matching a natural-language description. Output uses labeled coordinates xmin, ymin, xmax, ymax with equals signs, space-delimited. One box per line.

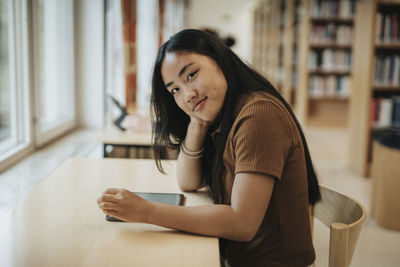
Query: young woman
xmin=98 ymin=29 xmax=320 ymax=267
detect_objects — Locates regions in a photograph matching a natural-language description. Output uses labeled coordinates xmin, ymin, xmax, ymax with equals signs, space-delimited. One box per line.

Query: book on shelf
xmin=309 ymin=49 xmax=351 ymax=71
xmin=374 ymin=53 xmax=400 ymax=86
xmin=376 ymin=11 xmax=400 ymax=43
xmin=371 ymin=96 xmax=400 ymax=128
xmin=309 ymin=75 xmax=349 ymax=98
xmin=311 ymin=0 xmax=356 ymax=18
xmin=394 ymin=97 xmax=400 ymax=127
xmin=311 ymin=24 xmax=353 ymax=44
xmin=292 ymin=71 xmax=298 ymax=88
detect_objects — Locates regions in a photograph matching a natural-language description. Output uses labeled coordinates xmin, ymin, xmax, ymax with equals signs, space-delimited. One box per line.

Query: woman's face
xmin=161 ymin=52 xmax=228 ymax=122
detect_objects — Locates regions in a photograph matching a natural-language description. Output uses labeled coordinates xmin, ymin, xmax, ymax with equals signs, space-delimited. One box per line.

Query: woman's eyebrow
xmin=178 ymin=62 xmax=194 ymax=76
xmin=165 ymin=62 xmax=194 ymax=88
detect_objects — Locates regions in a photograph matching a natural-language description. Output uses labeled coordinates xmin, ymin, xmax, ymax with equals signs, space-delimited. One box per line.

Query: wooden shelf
xmin=349 ymin=0 xmax=400 ymax=177
xmin=253 ymin=0 xmax=299 ymax=106
xmin=310 ymin=17 xmax=353 ymax=24
xmin=309 ymin=97 xmax=349 ymax=101
xmin=296 ymin=0 xmax=354 ymax=127
xmin=374 ymin=85 xmax=400 ymax=91
xmin=308 ymin=98 xmax=348 ymax=127
xmin=371 ymin=125 xmax=398 ymax=131
xmin=309 ymin=70 xmax=351 ymax=75
xmin=378 ymin=1 xmax=400 ymax=7
xmin=306 ymin=116 xmax=348 ymax=127
xmin=375 ymin=43 xmax=400 ymax=50
xmin=310 ymin=43 xmax=352 ymax=49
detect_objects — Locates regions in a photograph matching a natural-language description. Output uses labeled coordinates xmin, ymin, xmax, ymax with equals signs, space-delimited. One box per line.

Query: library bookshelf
xmin=252 ymin=0 xmax=300 ymax=106
xmin=252 ymin=1 xmax=267 ymax=81
xmin=252 ymin=0 xmax=281 ymax=90
xmin=252 ymin=0 xmax=356 ymax=122
xmin=282 ymin=0 xmax=301 ymax=106
xmin=350 ymin=0 xmax=400 ymax=177
xmin=296 ymin=0 xmax=356 ymax=127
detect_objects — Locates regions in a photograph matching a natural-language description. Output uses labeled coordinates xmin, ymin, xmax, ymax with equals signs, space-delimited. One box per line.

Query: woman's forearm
xmin=98 ymin=174 xmax=273 ymax=242
xmin=176 ymin=152 xmax=203 ymax=191
xmin=176 ymin=119 xmax=210 ymax=191
xmin=146 ymin=202 xmax=255 ymax=241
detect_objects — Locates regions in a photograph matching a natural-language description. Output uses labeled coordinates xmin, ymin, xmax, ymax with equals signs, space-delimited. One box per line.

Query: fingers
xmin=98 ymin=202 xmax=120 ymax=212
xmin=98 ymin=199 xmax=126 ymax=222
xmin=97 ymin=193 xmax=119 ymax=204
xmin=97 ymin=188 xmax=133 ymax=221
xmin=104 ymin=188 xmax=122 ymax=194
xmin=97 ymin=188 xmax=128 ymax=205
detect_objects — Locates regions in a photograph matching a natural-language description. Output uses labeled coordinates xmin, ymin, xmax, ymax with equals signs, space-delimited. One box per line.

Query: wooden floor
xmin=0 ymin=127 xmax=399 ymax=266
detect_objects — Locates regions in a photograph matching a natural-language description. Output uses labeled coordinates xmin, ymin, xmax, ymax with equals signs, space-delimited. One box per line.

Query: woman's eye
xmin=187 ymin=70 xmax=198 ymax=81
xmin=171 ymin=88 xmax=179 ymax=95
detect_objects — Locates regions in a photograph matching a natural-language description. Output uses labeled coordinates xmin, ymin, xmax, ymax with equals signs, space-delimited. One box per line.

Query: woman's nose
xmin=184 ymin=87 xmax=198 ymax=102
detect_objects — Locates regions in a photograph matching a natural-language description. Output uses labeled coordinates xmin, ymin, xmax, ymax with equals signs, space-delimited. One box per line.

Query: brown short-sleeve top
xmin=211 ymin=91 xmax=315 ymax=267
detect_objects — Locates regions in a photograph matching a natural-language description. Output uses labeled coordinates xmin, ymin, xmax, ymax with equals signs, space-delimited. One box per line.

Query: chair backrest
xmin=311 ymin=185 xmax=367 ymax=267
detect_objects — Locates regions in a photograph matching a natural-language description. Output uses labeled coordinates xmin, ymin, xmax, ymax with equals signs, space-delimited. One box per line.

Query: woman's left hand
xmin=97 ymin=188 xmax=151 ymax=222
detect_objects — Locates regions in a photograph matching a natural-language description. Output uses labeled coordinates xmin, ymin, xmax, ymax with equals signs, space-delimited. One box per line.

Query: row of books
xmin=295 ymin=1 xmax=301 ymax=23
xmin=292 ymin=49 xmax=298 ymax=65
xmin=309 ymin=49 xmax=352 ymax=71
xmin=292 ymin=70 xmax=298 ymax=87
xmin=277 ymin=68 xmax=286 ymax=85
xmin=311 ymin=0 xmax=356 ymax=18
xmin=309 ymin=75 xmax=349 ymax=98
xmin=311 ymin=24 xmax=353 ymax=45
xmin=371 ymin=97 xmax=400 ymax=128
xmin=374 ymin=53 xmax=400 ymax=86
xmin=290 ymin=23 xmax=298 ymax=40
xmin=375 ymin=12 xmax=400 ymax=43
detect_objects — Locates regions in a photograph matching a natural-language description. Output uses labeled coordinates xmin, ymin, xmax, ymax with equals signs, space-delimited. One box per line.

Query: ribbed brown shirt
xmin=211 ymin=91 xmax=315 ymax=267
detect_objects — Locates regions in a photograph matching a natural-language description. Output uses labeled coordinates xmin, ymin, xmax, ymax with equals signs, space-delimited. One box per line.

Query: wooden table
xmin=0 ymin=158 xmax=220 ymax=267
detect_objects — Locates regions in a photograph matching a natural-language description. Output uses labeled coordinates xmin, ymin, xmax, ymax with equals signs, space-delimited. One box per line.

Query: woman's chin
xmin=203 ymin=114 xmax=221 ymax=126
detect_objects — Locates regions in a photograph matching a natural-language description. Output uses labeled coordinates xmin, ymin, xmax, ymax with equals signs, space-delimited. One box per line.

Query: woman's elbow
xmin=177 ymin=182 xmax=200 ymax=192
xmin=228 ymin=221 xmax=259 ymax=242
xmin=176 ymin=173 xmax=201 ymax=192
xmin=178 ymin=185 xmax=198 ymax=192
xmin=235 ymin=228 xmax=258 ymax=242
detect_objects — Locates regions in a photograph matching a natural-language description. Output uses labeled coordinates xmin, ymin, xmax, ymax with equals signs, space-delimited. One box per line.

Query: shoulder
xmin=227 ymin=92 xmax=299 ymax=180
xmin=234 ymin=92 xmax=295 ymax=135
xmin=243 ymin=93 xmax=287 ymax=113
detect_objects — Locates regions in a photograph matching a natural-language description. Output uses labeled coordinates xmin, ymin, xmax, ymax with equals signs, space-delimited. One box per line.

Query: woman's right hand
xmin=184 ymin=117 xmax=211 ymax=151
xmin=189 ymin=116 xmax=212 ymax=127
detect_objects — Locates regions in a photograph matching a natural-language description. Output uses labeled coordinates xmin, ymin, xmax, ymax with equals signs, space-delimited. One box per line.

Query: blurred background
xmin=0 ymin=0 xmax=400 ymax=266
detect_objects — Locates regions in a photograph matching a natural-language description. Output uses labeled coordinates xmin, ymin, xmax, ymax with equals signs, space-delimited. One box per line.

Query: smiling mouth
xmin=192 ymin=97 xmax=208 ymax=111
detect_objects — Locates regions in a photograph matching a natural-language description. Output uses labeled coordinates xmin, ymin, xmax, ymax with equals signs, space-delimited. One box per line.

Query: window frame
xmin=31 ymin=0 xmax=77 ymax=147
xmin=0 ymin=0 xmax=33 ymax=173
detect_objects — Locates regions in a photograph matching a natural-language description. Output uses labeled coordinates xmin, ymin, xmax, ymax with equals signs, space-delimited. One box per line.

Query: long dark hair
xmin=151 ymin=29 xmax=321 ymax=205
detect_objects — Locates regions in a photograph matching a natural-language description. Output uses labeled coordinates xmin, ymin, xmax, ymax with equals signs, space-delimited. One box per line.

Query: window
xmin=105 ymin=0 xmax=125 ymax=118
xmin=0 ymin=0 xmax=77 ymax=170
xmin=32 ymin=0 xmax=76 ymax=146
xmin=0 ymin=0 xmax=12 ymax=152
xmin=0 ymin=0 xmax=31 ymax=168
xmin=137 ymin=0 xmax=159 ymax=109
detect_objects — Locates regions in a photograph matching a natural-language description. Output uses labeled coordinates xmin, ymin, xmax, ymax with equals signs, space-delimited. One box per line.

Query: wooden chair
xmin=310 ymin=185 xmax=367 ymax=267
